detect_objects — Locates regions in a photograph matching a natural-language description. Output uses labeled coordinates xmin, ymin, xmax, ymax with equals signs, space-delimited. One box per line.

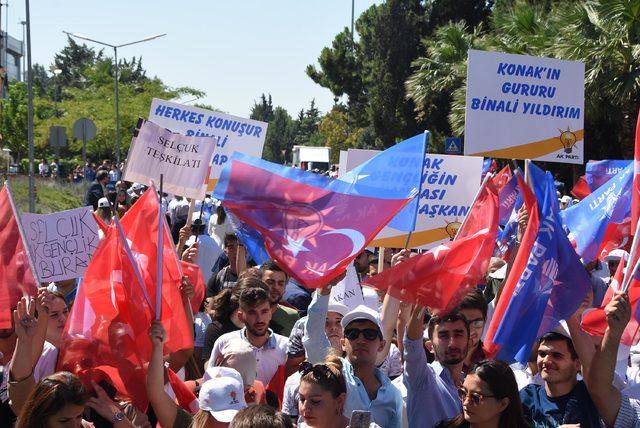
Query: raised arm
xmin=146 ymin=320 xmax=178 ymax=428
xmin=303 ymin=273 xmax=345 ymax=364
xmin=587 ymin=292 xmax=630 ymax=427
xmin=8 ymin=297 xmax=38 ymax=415
xmin=374 ymin=250 xmax=409 ymax=366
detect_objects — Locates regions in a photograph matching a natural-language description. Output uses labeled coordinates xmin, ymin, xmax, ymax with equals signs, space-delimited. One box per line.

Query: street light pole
xmin=62 ymin=31 xmax=166 ymax=165
xmin=113 ymin=46 xmax=119 ymax=163
xmin=25 ymin=0 xmax=34 ymax=212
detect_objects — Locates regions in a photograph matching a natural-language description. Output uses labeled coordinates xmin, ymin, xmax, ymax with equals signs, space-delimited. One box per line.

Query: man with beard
xmin=207 ymin=287 xmax=287 ymax=385
xmin=404 ymin=305 xmax=469 ymax=427
xmin=260 ymin=260 xmax=299 ymax=336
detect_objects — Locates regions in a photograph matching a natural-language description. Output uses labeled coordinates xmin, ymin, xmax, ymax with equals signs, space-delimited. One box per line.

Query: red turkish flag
xmin=582 ymin=257 xmax=640 ymax=346
xmin=120 ymin=189 xmax=193 ymax=354
xmin=364 ymin=181 xmax=499 ymax=313
xmin=57 ymin=225 xmax=151 ymax=409
xmin=0 ymin=185 xmax=38 ymax=329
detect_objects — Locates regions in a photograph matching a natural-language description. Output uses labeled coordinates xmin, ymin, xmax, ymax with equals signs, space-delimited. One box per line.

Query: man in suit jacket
xmin=84 ymin=169 xmax=110 ymax=209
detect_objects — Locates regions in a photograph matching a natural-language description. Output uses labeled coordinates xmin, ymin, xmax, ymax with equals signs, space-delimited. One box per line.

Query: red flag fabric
xmin=570 ymin=175 xmax=591 ymax=200
xmin=181 ymin=260 xmax=206 ymax=313
xmin=492 ymin=165 xmax=512 ymax=191
xmin=266 ymin=364 xmax=286 ymax=410
xmin=57 ymin=225 xmax=152 ymax=409
xmin=0 ymin=185 xmax=38 ymax=329
xmin=92 ymin=212 xmax=110 ymax=234
xmin=632 ymin=110 xmax=640 ymax=235
xmin=582 ymin=257 xmax=640 ymax=346
xmin=363 ymin=181 xmax=499 ymax=313
xmin=484 ymin=173 xmax=539 ymax=357
xmin=167 ymin=367 xmax=199 ymax=413
xmin=120 ymin=189 xmax=193 ymax=354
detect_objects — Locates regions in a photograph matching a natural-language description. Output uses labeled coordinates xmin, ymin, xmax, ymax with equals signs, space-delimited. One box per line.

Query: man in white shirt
xmin=208 ymin=286 xmax=287 ymax=385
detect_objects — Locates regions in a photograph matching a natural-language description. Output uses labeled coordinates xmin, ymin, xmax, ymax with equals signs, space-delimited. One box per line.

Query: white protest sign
xmin=148 ymin=98 xmax=268 ymax=192
xmin=22 ymin=207 xmax=100 ymax=283
xmin=329 ymin=264 xmax=363 ymax=311
xmin=123 ymin=120 xmax=217 ymax=199
xmin=370 ymin=153 xmax=484 ymax=249
xmin=464 ymin=50 xmax=585 ymax=164
xmin=338 ymin=151 xmax=348 ymax=176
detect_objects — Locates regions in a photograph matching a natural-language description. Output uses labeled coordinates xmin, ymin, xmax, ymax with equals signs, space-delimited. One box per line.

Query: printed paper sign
xmin=22 ymin=207 xmax=100 ymax=283
xmin=123 ymin=120 xmax=216 ymax=199
xmin=148 ymin=98 xmax=267 ymax=192
xmin=329 ymin=264 xmax=364 ymax=311
xmin=464 ymin=50 xmax=585 ymax=164
xmin=370 ymin=154 xmax=484 ymax=249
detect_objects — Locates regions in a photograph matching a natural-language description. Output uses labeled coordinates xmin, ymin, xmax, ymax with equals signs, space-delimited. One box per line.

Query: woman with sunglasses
xmin=437 ymin=359 xmax=529 ymax=428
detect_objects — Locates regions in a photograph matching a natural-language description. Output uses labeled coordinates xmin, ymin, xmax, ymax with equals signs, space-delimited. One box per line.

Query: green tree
xmin=318 ymin=110 xmax=365 ymax=163
xmin=52 ymin=37 xmax=102 ymax=90
xmin=425 ymin=0 xmax=494 ymax=34
xmin=250 ymin=94 xmax=275 ymax=123
xmin=308 ymin=0 xmax=427 ymax=148
xmin=0 ymin=82 xmax=29 ymax=159
xmin=263 ymin=107 xmax=294 ymax=163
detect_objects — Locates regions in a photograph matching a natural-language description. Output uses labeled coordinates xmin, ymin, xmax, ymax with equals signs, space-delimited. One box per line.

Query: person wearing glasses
xmin=456 ymin=289 xmax=488 ymax=374
xmin=437 ymin=360 xmax=530 ymax=428
xmin=404 ymin=305 xmax=469 ymax=427
xmin=302 ymin=282 xmax=403 ymax=428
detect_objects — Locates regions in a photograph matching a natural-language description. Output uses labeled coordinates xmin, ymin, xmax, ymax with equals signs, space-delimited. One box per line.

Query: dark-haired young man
xmin=84 ymin=169 xmax=110 ymax=210
xmin=260 ymin=260 xmax=299 ymax=336
xmin=456 ymin=288 xmax=488 ymax=373
xmin=207 ymin=287 xmax=287 ymax=385
xmin=520 ymin=331 xmax=600 ymax=427
xmin=404 ymin=306 xmax=469 ymax=427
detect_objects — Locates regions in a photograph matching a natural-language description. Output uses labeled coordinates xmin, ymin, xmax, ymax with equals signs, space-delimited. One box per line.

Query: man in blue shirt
xmin=404 ymin=305 xmax=468 ymax=427
xmin=519 ymin=331 xmax=600 ymax=427
xmin=304 ymin=284 xmax=403 ymax=428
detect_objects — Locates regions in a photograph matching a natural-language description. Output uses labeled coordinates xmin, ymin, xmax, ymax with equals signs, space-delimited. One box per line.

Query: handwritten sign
xmin=22 ymin=207 xmax=100 ymax=283
xmin=123 ymin=120 xmax=217 ymax=199
xmin=464 ymin=50 xmax=585 ymax=164
xmin=148 ymin=98 xmax=267 ymax=192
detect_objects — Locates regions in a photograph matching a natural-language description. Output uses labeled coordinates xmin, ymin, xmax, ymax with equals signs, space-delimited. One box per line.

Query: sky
xmin=5 ymin=0 xmax=380 ymax=118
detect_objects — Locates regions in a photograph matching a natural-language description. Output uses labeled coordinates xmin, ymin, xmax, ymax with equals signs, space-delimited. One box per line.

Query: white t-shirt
xmin=208 ymin=328 xmax=287 ymax=385
xmin=194 ymin=312 xmax=212 ymax=348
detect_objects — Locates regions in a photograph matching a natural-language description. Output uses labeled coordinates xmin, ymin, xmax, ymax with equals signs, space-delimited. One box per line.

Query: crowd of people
xmin=1 ymin=168 xmax=639 ymax=428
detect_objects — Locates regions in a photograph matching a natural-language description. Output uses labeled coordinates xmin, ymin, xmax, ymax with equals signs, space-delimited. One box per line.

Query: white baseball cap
xmin=341 ymin=304 xmax=384 ymax=338
xmin=97 ymin=197 xmax=110 ymax=208
xmin=605 ymin=249 xmax=629 ymax=262
xmin=327 ymin=302 xmax=349 ymax=317
xmin=198 ymin=372 xmax=247 ymax=422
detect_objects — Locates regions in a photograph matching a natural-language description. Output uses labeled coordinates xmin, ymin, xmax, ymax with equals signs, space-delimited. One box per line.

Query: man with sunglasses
xmin=302 ymin=284 xmax=403 ymax=428
xmin=404 ymin=305 xmax=469 ymax=427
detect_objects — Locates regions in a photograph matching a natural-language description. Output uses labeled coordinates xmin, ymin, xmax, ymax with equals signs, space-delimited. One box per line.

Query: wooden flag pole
xmin=378 ymin=247 xmax=386 ymax=274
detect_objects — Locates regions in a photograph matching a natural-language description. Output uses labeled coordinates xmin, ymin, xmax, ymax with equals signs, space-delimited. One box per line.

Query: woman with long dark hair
xmin=438 ymin=359 xmax=529 ymax=428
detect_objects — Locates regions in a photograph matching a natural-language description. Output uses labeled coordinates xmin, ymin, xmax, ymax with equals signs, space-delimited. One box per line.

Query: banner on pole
xmin=464 ymin=50 xmax=585 ymax=164
xmin=21 ymin=206 xmax=100 ymax=283
xmin=123 ymin=120 xmax=217 ymax=199
xmin=148 ymin=98 xmax=267 ymax=192
xmin=370 ymin=153 xmax=484 ymax=249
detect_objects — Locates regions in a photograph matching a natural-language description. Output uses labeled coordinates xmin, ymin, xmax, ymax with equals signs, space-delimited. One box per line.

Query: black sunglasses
xmin=458 ymin=387 xmax=494 ymax=405
xmin=344 ymin=327 xmax=381 ymax=341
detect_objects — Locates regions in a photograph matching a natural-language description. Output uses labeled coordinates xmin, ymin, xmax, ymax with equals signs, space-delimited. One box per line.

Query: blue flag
xmin=494 ymin=169 xmax=591 ymax=364
xmin=337 ymin=132 xmax=427 ymax=232
xmin=586 ymin=160 xmax=631 ymax=192
xmin=561 ymin=164 xmax=632 ymax=263
xmin=227 ymin=212 xmax=270 ymax=266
